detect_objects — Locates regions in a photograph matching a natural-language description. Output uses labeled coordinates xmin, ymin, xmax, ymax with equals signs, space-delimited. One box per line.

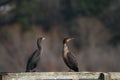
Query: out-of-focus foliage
xmin=11 ymin=0 xmax=47 ymax=31
xmin=72 ymin=0 xmax=111 ymax=16
xmin=61 ymin=0 xmax=111 ymax=20
xmin=0 ymin=0 xmax=112 ymax=31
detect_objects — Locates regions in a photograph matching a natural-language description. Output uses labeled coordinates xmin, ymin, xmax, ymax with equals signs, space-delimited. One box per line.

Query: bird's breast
xmin=63 ymin=48 xmax=69 ymax=58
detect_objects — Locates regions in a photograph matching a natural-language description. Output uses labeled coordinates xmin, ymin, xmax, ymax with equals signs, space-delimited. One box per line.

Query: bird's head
xmin=63 ymin=37 xmax=74 ymax=44
xmin=37 ymin=37 xmax=45 ymax=49
xmin=37 ymin=37 xmax=45 ymax=42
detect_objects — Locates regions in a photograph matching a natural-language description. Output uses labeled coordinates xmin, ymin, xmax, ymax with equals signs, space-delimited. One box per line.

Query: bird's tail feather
xmin=75 ymin=67 xmax=79 ymax=72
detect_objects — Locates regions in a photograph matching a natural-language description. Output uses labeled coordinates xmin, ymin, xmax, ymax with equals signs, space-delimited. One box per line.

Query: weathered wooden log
xmin=0 ymin=72 xmax=120 ymax=80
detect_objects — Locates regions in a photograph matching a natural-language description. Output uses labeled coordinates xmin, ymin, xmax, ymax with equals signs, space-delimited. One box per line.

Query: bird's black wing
xmin=30 ymin=49 xmax=41 ymax=63
xmin=26 ymin=49 xmax=40 ymax=71
xmin=67 ymin=52 xmax=79 ymax=71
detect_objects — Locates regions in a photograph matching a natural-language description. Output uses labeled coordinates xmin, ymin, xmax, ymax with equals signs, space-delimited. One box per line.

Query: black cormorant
xmin=63 ymin=37 xmax=79 ymax=72
xmin=98 ymin=73 xmax=104 ymax=80
xmin=26 ymin=37 xmax=45 ymax=72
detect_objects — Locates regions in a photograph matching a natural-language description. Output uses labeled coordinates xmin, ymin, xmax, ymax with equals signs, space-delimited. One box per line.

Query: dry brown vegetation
xmin=0 ymin=17 xmax=120 ymax=72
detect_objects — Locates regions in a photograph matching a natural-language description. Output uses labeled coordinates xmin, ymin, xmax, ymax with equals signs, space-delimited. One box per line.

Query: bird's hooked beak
xmin=42 ymin=37 xmax=45 ymax=40
xmin=66 ymin=38 xmax=74 ymax=42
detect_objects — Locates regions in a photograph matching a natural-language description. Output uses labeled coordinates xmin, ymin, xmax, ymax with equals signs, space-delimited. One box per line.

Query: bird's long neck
xmin=37 ymin=43 xmax=41 ymax=51
xmin=63 ymin=43 xmax=69 ymax=57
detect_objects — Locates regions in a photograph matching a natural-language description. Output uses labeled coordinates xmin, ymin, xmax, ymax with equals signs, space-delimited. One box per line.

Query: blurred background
xmin=0 ymin=0 xmax=120 ymax=72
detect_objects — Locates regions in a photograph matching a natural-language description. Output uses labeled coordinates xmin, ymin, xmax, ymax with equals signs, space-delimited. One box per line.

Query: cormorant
xmin=26 ymin=37 xmax=45 ymax=72
xmin=98 ymin=73 xmax=104 ymax=80
xmin=62 ymin=37 xmax=79 ymax=72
